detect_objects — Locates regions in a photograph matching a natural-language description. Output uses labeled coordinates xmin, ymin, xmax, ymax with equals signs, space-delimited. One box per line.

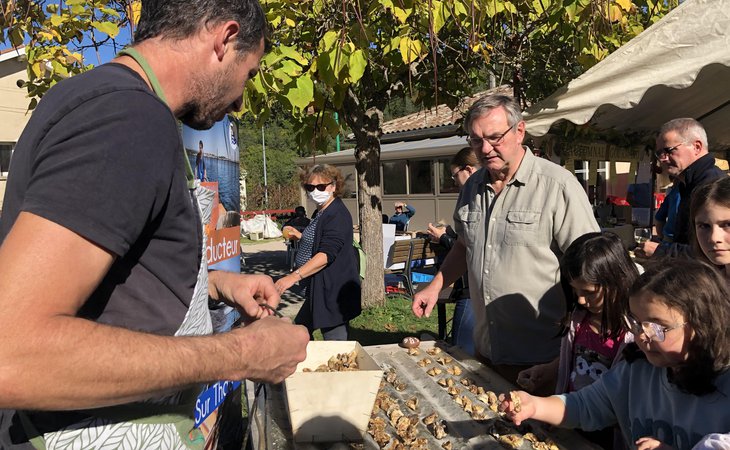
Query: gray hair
xmin=463 ymin=94 xmax=523 ymax=135
xmin=659 ymin=118 xmax=708 ymax=150
xmin=134 ymin=0 xmax=268 ymax=55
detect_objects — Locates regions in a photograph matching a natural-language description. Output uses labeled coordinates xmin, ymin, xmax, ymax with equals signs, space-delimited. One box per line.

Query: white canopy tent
xmin=524 ymin=0 xmax=730 ymax=151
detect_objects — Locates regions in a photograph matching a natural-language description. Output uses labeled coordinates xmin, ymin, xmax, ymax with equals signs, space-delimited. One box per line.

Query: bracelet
xmin=293 ymin=269 xmax=303 ymax=280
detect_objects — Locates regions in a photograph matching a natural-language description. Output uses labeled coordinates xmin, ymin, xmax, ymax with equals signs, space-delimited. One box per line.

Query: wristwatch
xmin=293 ymin=269 xmax=303 ymax=280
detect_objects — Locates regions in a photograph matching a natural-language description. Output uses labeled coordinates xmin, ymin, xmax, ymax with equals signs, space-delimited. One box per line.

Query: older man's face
xmin=468 ymin=107 xmax=525 ymax=178
xmin=656 ymin=130 xmax=702 ymax=177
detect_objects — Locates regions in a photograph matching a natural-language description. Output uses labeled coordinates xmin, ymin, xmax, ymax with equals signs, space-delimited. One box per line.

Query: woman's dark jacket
xmin=438 ymin=226 xmax=469 ymax=300
xmin=305 ymin=197 xmax=362 ymax=329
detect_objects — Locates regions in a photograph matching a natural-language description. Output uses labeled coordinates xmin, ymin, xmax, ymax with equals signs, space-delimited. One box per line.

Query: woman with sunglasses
xmin=500 ymin=259 xmax=730 ymax=450
xmin=275 ymin=164 xmax=361 ymax=340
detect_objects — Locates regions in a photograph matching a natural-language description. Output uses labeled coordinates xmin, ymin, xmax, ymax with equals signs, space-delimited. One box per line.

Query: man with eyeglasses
xmin=636 ymin=118 xmax=725 ymax=258
xmin=412 ymin=94 xmax=598 ymax=392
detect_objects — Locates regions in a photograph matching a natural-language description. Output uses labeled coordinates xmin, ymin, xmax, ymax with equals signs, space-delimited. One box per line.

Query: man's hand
xmin=231 ymin=316 xmax=309 ymax=384
xmin=209 ymin=272 xmax=280 ymax=320
xmin=412 ymin=284 xmax=440 ymax=318
xmin=636 ymin=241 xmax=659 ymax=258
xmin=635 ymin=437 xmax=675 ymax=450
xmin=427 ymin=223 xmax=446 ymax=243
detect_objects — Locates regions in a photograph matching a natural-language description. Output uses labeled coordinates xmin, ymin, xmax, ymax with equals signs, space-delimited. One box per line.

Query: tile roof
xmin=381 ymin=85 xmax=513 ymax=135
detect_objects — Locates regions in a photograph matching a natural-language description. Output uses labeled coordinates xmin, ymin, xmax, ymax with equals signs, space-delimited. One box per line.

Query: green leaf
xmin=100 ymin=7 xmax=120 ymax=17
xmin=91 ymin=20 xmax=119 ymax=38
xmin=393 ymin=6 xmax=412 ymax=23
xmin=279 ymin=59 xmax=303 ymax=76
xmin=399 ymin=36 xmax=423 ymax=64
xmin=431 ymin=0 xmax=448 ymax=34
xmin=279 ymin=45 xmax=309 ymax=65
xmin=286 ymin=76 xmax=314 ymax=111
xmin=348 ymin=49 xmax=367 ymax=83
xmin=319 ymin=30 xmax=339 ymax=52
xmin=9 ymin=28 xmax=24 ymax=47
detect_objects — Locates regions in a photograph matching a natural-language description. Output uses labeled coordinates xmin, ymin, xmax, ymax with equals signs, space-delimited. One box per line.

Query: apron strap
xmin=117 ymin=47 xmax=197 ymax=189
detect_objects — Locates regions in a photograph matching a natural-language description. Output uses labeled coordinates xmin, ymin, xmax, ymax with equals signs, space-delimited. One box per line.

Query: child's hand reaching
xmin=635 ymin=436 xmax=675 ymax=450
xmin=498 ymin=391 xmax=535 ymax=426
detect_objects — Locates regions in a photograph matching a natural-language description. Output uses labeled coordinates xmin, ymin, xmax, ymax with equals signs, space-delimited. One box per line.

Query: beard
xmin=178 ymin=65 xmax=237 ymax=130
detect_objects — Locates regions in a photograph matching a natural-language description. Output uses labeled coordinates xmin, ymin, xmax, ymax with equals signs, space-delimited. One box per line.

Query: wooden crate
xmin=284 ymin=341 xmax=383 ymax=443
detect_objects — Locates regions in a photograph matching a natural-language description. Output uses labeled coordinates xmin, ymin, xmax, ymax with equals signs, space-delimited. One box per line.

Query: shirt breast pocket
xmin=456 ymin=209 xmax=481 ymax=245
xmin=504 ymin=210 xmax=541 ymax=246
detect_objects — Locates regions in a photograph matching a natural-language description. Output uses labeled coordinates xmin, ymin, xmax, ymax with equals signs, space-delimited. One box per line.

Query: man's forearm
xmin=0 ymin=315 xmax=254 ymax=410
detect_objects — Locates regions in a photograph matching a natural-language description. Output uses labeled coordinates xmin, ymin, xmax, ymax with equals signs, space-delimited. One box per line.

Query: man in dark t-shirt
xmin=0 ymin=1 xmax=308 ymax=448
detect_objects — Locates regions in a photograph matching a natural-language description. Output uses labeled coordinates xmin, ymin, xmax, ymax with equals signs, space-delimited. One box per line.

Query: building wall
xmin=0 ymin=53 xmax=31 ymax=143
xmin=0 ymin=49 xmax=30 ymax=212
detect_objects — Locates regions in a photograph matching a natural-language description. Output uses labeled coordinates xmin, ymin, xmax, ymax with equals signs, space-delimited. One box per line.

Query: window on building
xmin=383 ymin=160 xmax=407 ymax=195
xmin=409 ymin=159 xmax=433 ymax=194
xmin=0 ymin=143 xmax=13 ymax=176
xmin=438 ymin=158 xmax=459 ymax=194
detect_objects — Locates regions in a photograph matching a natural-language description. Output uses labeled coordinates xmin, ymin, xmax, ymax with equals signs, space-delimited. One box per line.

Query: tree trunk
xmin=355 ymin=141 xmax=385 ymax=309
xmin=343 ymin=89 xmax=386 ymax=309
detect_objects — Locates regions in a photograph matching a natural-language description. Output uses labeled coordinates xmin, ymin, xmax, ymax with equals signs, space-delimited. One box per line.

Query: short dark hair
xmin=134 ymin=0 xmax=268 ymax=55
xmin=559 ymin=232 xmax=639 ymax=339
xmin=626 ymin=259 xmax=730 ymax=395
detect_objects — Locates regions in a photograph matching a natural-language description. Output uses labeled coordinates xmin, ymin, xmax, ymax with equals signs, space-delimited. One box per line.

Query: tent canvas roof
xmin=524 ymin=0 xmax=730 ymax=150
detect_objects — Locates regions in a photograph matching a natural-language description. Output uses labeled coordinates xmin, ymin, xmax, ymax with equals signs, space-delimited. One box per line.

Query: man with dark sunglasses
xmin=636 ymin=118 xmax=725 ymax=259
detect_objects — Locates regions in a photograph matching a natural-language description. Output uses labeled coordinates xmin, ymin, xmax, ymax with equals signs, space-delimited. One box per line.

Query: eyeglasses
xmin=303 ymin=182 xmax=333 ymax=192
xmin=450 ymin=166 xmax=467 ymax=181
xmin=623 ymin=314 xmax=686 ymax=343
xmin=467 ymin=124 xmax=514 ymax=148
xmin=654 ymin=142 xmax=685 ymax=159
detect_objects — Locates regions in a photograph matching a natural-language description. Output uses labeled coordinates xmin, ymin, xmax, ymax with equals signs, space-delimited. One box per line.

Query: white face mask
xmin=309 ymin=189 xmax=332 ymax=205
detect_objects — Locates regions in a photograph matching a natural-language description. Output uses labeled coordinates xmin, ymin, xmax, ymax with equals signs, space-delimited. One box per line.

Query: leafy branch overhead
xmin=1 ymin=0 xmax=136 ymax=108
xmin=242 ymin=0 xmax=676 ymax=148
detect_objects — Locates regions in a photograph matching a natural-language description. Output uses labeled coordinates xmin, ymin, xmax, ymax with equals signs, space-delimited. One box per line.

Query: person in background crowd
xmin=0 ymin=0 xmax=309 ymax=448
xmin=275 ymin=164 xmax=361 ymax=340
xmin=637 ymin=118 xmax=725 ymax=258
xmin=283 ymin=205 xmax=310 ymax=233
xmin=389 ymin=201 xmax=415 ymax=232
xmin=412 ymin=94 xmax=599 ymax=390
xmin=426 ymin=147 xmax=478 ymax=355
xmin=654 ymin=176 xmax=680 ymax=244
xmin=500 ymin=259 xmax=730 ymax=450
xmin=517 ymin=232 xmax=638 ymax=449
xmin=691 ymin=176 xmax=730 ymax=283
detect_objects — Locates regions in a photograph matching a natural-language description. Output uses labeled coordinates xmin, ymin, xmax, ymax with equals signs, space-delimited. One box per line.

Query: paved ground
xmin=240 ymin=239 xmax=306 ymax=319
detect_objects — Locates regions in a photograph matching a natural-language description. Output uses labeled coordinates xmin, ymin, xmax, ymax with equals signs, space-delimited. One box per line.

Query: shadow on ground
xmin=241 ymin=248 xmax=306 ymax=317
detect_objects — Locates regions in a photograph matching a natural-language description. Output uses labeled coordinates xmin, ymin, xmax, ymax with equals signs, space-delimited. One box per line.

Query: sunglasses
xmin=654 ymin=142 xmax=685 ymax=159
xmin=623 ymin=314 xmax=686 ymax=343
xmin=303 ymin=182 xmax=333 ymax=192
